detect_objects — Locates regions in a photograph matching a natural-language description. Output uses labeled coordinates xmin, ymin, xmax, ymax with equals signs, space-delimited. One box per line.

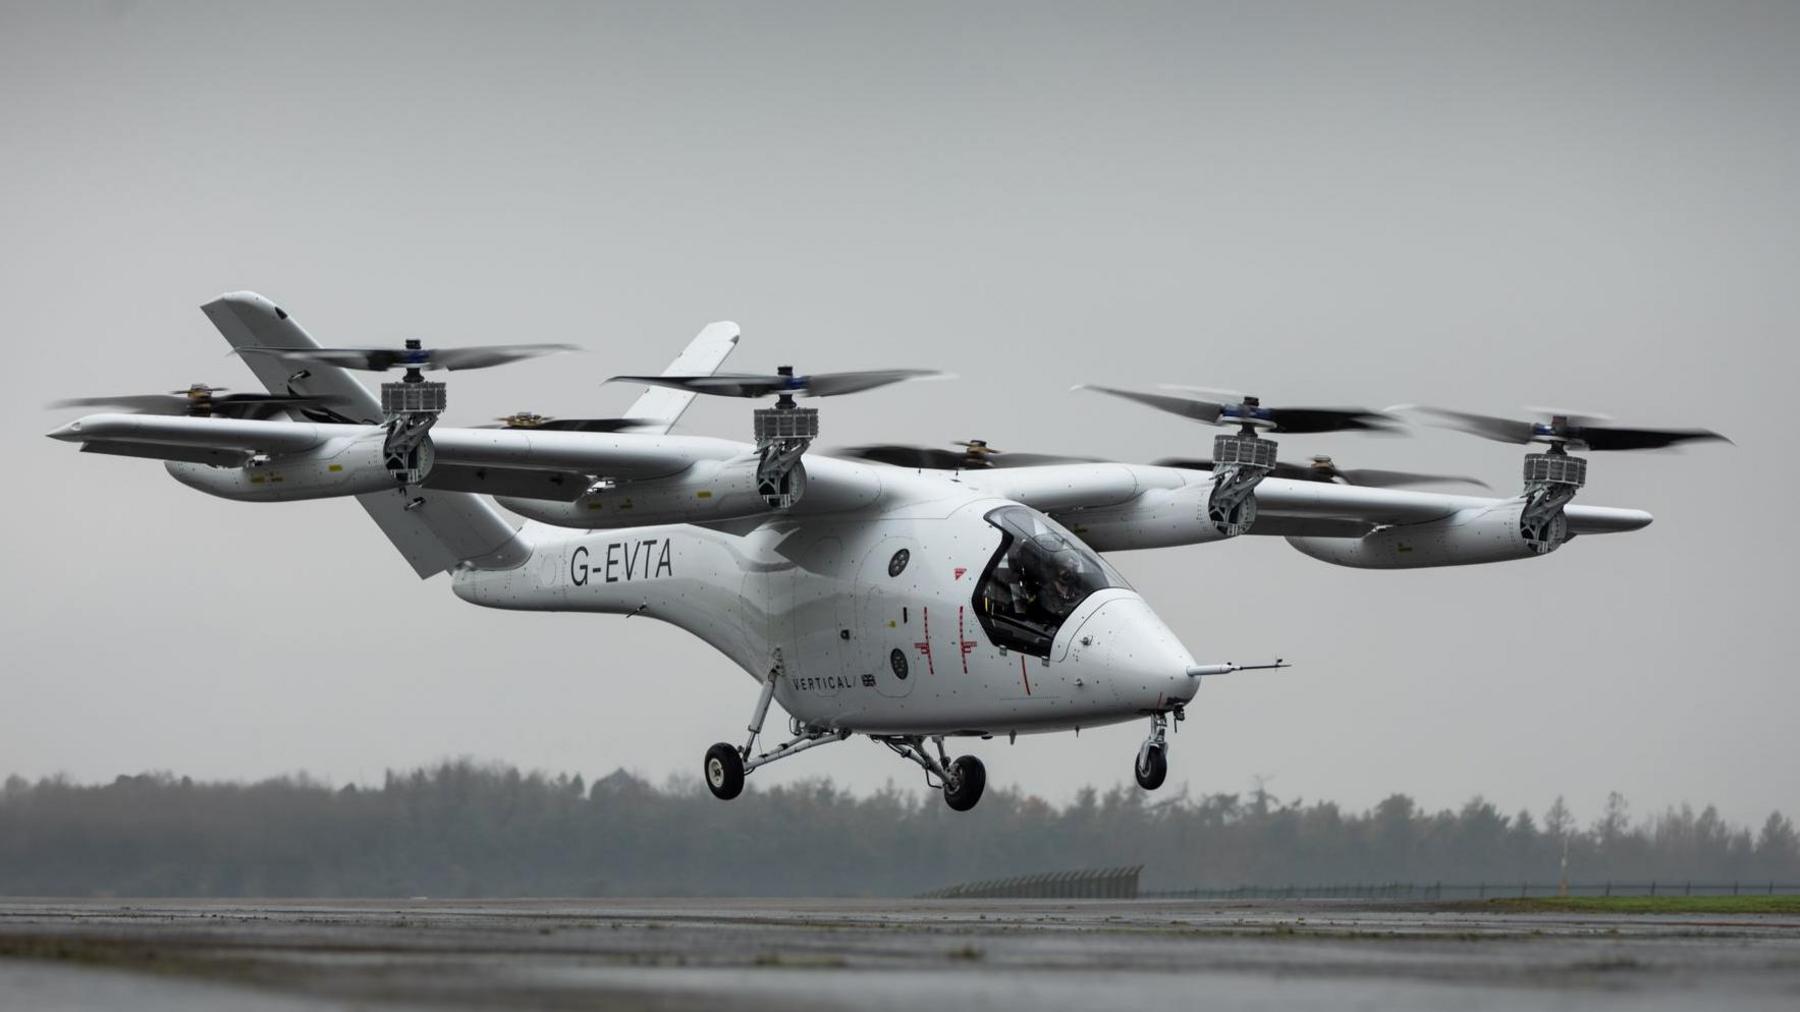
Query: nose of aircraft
xmin=1065 ymin=592 xmax=1198 ymax=708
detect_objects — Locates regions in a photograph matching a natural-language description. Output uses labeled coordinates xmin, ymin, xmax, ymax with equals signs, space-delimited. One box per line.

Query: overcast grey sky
xmin=3 ymin=1 xmax=1795 ymax=829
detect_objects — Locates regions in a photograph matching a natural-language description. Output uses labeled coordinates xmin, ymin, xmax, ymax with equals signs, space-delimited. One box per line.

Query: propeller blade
xmin=1261 ymin=407 xmax=1399 ymax=434
xmin=1156 ymin=455 xmax=1487 ymax=488
xmin=839 ymin=444 xmax=1102 ymax=469
xmin=977 ymin=451 xmax=1105 ymax=467
xmin=210 ymin=394 xmax=342 ymax=420
xmin=1084 ymin=386 xmax=1393 ymax=433
xmin=1406 ymin=405 xmax=1731 ymax=451
xmin=1074 ymin=385 xmax=1226 ymax=424
xmin=801 ymin=369 xmax=943 ymax=397
xmin=610 ymin=373 xmax=786 ymax=398
xmin=478 ymin=417 xmax=651 ymax=432
xmin=1524 ymin=406 xmax=1615 ymax=426
xmin=429 ymin=344 xmax=580 ymax=371
xmin=1571 ymin=426 xmax=1731 ymax=451
xmin=609 ymin=369 xmax=941 ymax=399
xmin=840 ymin=445 xmax=973 ymax=469
xmin=1402 ymin=406 xmax=1540 ymax=444
xmin=236 ymin=343 xmax=577 ymax=372
xmin=50 ymin=392 xmax=338 ymax=418
xmin=52 ymin=394 xmax=190 ymax=415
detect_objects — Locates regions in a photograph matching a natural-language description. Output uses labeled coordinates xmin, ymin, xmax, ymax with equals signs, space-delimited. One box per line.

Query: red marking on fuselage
xmin=957 ymin=606 xmax=977 ymax=675
xmin=913 ymin=606 xmax=936 ymax=676
xmin=1019 ymin=655 xmax=1032 ymax=696
xmin=954 ymin=566 xmax=967 ymax=580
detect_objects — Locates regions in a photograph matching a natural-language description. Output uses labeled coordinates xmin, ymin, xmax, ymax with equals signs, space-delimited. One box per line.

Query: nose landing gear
xmin=944 ymin=755 xmax=987 ymax=812
xmin=1134 ymin=710 xmax=1175 ymax=791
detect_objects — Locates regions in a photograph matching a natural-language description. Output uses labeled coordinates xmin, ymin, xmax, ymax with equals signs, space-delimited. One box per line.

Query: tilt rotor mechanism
xmin=608 ymin=365 xmax=943 ymax=509
xmin=238 ymin=339 xmax=575 ymax=490
xmin=1077 ymin=384 xmax=1397 ymax=536
xmin=1399 ymin=405 xmax=1730 ymax=553
xmin=51 ymin=384 xmax=340 ymax=420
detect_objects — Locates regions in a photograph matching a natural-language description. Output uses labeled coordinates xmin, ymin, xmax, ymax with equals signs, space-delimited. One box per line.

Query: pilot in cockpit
xmin=1015 ymin=531 xmax=1087 ymax=621
xmin=1042 ymin=555 xmax=1085 ymax=618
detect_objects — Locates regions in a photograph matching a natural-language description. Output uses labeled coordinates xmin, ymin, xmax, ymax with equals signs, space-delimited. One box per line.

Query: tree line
xmin=1 ymin=762 xmax=1794 ymax=897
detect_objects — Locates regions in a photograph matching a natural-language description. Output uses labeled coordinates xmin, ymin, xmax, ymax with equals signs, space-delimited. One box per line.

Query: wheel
xmin=704 ymin=742 xmax=745 ymax=800
xmin=943 ymin=755 xmax=986 ymax=812
xmin=1134 ymin=743 xmax=1168 ymax=791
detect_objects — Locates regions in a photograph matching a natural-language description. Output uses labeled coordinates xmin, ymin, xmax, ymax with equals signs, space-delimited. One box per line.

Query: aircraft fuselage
xmin=452 ymin=492 xmax=1199 ymax=737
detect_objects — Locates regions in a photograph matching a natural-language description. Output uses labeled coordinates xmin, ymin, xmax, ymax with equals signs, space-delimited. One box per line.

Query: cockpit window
xmin=972 ymin=505 xmax=1128 ymax=657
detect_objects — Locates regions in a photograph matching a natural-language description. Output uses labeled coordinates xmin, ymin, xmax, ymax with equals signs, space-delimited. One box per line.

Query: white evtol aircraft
xmin=47 ymin=294 xmax=1725 ymax=811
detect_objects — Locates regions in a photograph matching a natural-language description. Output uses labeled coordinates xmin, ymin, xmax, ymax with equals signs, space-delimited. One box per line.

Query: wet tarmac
xmin=1 ymin=898 xmax=1796 ymax=1010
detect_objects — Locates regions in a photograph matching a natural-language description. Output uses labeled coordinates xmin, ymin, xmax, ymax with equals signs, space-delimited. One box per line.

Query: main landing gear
xmin=1134 ymin=709 xmax=1180 ymax=791
xmin=704 ymin=667 xmax=847 ymax=801
xmin=877 ymin=736 xmax=987 ymax=812
xmin=703 ymin=666 xmax=987 ymax=812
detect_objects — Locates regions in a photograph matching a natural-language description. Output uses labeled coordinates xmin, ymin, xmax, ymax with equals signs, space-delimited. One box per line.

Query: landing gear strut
xmin=704 ymin=665 xmax=846 ymax=802
xmin=878 ymin=736 xmax=987 ymax=811
xmin=1134 ymin=711 xmax=1173 ymax=791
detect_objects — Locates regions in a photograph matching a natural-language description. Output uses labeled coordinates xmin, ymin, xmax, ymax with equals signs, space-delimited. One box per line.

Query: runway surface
xmin=1 ymin=898 xmax=1797 ymax=1010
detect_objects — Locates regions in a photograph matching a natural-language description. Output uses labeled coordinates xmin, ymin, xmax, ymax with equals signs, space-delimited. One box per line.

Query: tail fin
xmin=202 ymin=292 xmax=525 ymax=579
xmin=202 ymin=292 xmax=383 ymax=424
xmin=620 ymin=322 xmax=739 ymax=433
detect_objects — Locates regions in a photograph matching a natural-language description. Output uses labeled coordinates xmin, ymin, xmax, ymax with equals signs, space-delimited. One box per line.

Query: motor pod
xmin=497 ymin=456 xmax=784 ymax=530
xmin=1287 ymin=500 xmax=1564 ymax=569
xmin=165 ymin=435 xmax=419 ymax=502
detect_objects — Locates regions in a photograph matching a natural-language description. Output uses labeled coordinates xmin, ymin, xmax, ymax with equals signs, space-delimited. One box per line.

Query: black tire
xmin=704 ymin=742 xmax=745 ymax=800
xmin=1135 ymin=744 xmax=1168 ymax=791
xmin=943 ymin=754 xmax=987 ymax=812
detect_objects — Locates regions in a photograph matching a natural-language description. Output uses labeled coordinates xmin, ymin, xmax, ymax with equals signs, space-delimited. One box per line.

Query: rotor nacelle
xmin=606 ymin=361 xmax=941 ymax=512
xmin=1403 ymin=404 xmax=1724 ymax=555
xmin=1289 ymin=501 xmax=1552 ymax=569
xmin=1077 ymin=384 xmax=1397 ymax=538
xmin=236 ymin=337 xmax=573 ymax=491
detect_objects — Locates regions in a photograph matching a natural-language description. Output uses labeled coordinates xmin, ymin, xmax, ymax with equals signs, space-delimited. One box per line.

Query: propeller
xmin=1398 ymin=406 xmax=1731 ymax=451
xmin=51 ymin=384 xmax=338 ymax=420
xmin=1156 ymin=453 xmax=1488 ymax=489
xmin=236 ymin=340 xmax=578 ymax=373
xmin=480 ymin=412 xmax=652 ymax=433
xmin=1075 ymin=385 xmax=1397 ymax=434
xmin=840 ymin=440 xmax=1102 ymax=470
xmin=607 ymin=367 xmax=944 ymax=399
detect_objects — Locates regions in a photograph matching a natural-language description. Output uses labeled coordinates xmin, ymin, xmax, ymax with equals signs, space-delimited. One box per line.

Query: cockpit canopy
xmin=973 ymin=505 xmax=1129 ymax=657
